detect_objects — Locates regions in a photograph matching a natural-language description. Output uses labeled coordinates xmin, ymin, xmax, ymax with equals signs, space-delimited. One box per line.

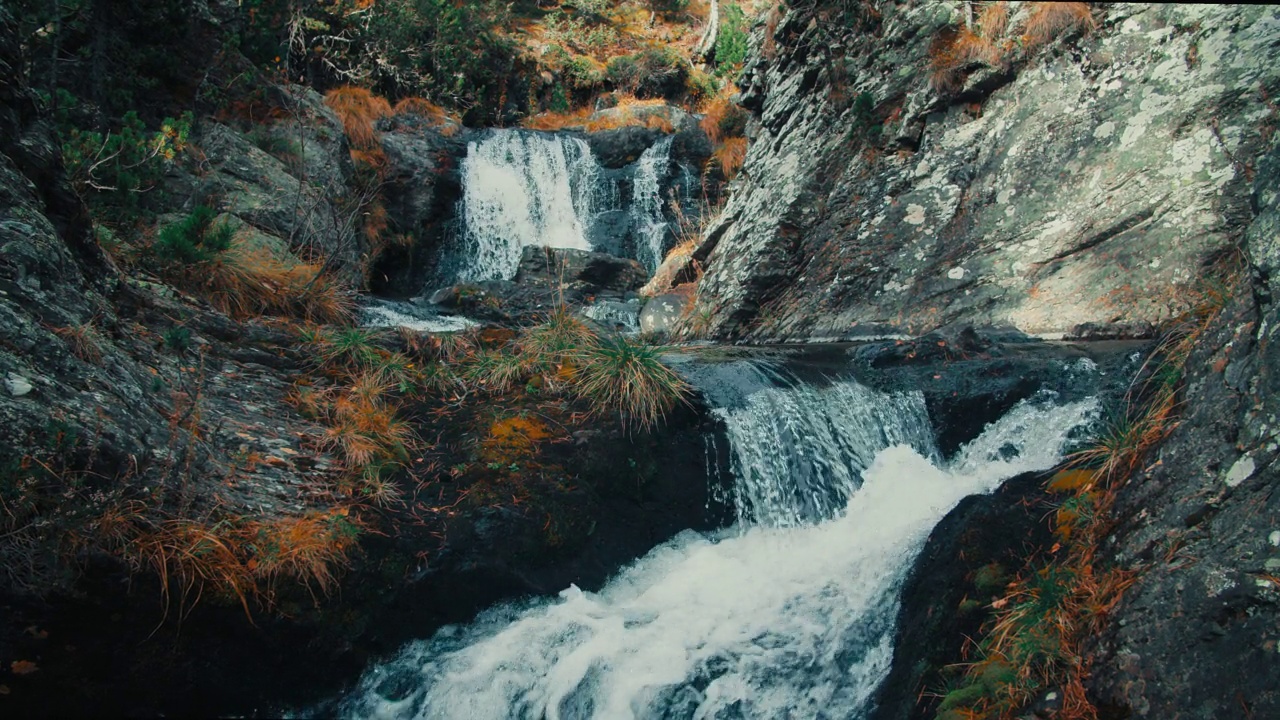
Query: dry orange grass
xmin=394 ymin=96 xmax=450 ymax=124
xmin=524 ymin=95 xmax=677 ymax=134
xmin=978 ymin=0 xmax=1010 ymax=39
xmin=127 ymin=508 xmax=364 ymax=617
xmin=350 ymin=148 xmax=389 ymax=175
xmin=393 ymin=96 xmax=461 ymax=136
xmin=1023 ymin=2 xmax=1095 ymax=48
xmin=698 ymin=91 xmax=744 ymax=144
xmin=324 ymin=86 xmax=393 ymax=150
xmin=52 ymin=322 xmax=103 ymax=363
xmin=321 ymin=373 xmax=414 ymax=469
xmin=241 ymin=511 xmax=364 ymax=597
xmin=522 ymin=107 xmax=593 ymax=131
xmin=952 ymin=26 xmax=1002 ymax=66
xmin=195 ymin=241 xmax=352 ymax=324
xmin=713 ymin=137 xmax=748 ymax=178
xmin=584 ymin=108 xmax=678 ymax=134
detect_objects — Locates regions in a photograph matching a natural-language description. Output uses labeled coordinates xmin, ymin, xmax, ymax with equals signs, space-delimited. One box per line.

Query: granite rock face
xmin=1083 ymin=132 xmax=1280 ymax=720
xmin=693 ymin=2 xmax=1280 ymax=342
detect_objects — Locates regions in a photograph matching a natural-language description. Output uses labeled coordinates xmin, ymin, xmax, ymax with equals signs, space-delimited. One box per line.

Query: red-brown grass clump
xmin=324 ymin=86 xmax=392 ymax=151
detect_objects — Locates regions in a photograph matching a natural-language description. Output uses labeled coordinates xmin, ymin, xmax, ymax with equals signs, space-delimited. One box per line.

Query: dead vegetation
xmin=930 ymin=2 xmax=1095 ymax=93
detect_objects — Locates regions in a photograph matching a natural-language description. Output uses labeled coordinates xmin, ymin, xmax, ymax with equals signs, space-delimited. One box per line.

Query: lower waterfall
xmin=329 ymin=374 xmax=1097 ymax=720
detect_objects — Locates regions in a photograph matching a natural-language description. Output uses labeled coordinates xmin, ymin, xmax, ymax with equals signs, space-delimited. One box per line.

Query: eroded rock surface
xmin=694 ymin=3 xmax=1280 ymax=342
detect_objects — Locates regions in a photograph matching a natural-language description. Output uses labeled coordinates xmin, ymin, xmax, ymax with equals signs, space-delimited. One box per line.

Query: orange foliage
xmin=952 ymin=26 xmax=1001 ymax=66
xmin=394 ymin=96 xmax=451 ymax=125
xmin=127 ymin=509 xmax=364 ymax=617
xmin=324 ymin=86 xmax=392 ymax=150
xmin=1024 ymin=2 xmax=1095 ymax=48
xmin=522 ymin=107 xmax=593 ymax=131
xmin=480 ymin=415 xmax=553 ymax=466
xmin=351 ymin=147 xmax=389 ymax=175
xmin=977 ymin=0 xmax=1010 ymax=39
xmin=364 ymin=198 xmax=390 ymax=247
xmin=713 ymin=137 xmax=748 ymax=179
xmin=195 ymin=240 xmax=353 ymax=324
xmin=698 ymin=92 xmax=743 ymax=144
xmin=322 ymin=373 xmax=414 ymax=469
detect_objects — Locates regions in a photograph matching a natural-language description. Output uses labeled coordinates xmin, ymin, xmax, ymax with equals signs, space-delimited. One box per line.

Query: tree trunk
xmin=694 ymin=0 xmax=720 ymax=62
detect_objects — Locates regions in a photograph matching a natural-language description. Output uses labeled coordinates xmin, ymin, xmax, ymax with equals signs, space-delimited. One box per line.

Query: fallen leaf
xmin=0 ymin=683 xmax=10 ymax=694
xmin=10 ymin=660 xmax=38 ymax=675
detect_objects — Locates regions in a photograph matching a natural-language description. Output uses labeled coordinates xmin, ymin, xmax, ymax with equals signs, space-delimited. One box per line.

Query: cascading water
xmin=449 ymin=131 xmax=602 ymax=282
xmin=630 ymin=137 xmax=674 ymax=273
xmin=330 ymin=368 xmax=1098 ymax=720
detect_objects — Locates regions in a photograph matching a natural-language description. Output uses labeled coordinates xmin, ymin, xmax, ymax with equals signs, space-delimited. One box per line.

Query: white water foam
xmin=360 ymin=302 xmax=479 ymax=334
xmin=452 ymin=131 xmax=601 ymax=281
xmin=333 ymin=382 xmax=1097 ymax=720
xmin=631 ymin=137 xmax=673 ymax=273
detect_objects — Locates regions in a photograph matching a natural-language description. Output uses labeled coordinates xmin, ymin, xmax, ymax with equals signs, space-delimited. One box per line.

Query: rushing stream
xmin=328 ymin=366 xmax=1097 ymax=719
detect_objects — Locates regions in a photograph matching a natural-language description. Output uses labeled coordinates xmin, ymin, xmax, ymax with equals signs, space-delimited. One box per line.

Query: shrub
xmin=463 ymin=348 xmax=527 ymax=394
xmin=573 ymin=335 xmax=690 ymax=430
xmin=1023 ymin=2 xmax=1094 ymax=49
xmin=687 ymin=68 xmax=721 ymax=101
xmin=713 ymin=137 xmax=748 ymax=179
xmin=322 ymin=373 xmax=415 ymax=468
xmin=152 ymin=209 xmax=352 ymax=324
xmin=518 ymin=305 xmax=597 ymax=381
xmin=563 ymin=54 xmax=607 ymax=90
xmin=153 ymin=206 xmax=234 ymax=266
xmin=61 ymin=111 xmax=192 ymax=210
xmin=714 ymin=3 xmax=750 ymax=74
xmin=606 ymin=54 xmax=642 ymax=92
xmin=699 ymin=91 xmax=749 ymax=144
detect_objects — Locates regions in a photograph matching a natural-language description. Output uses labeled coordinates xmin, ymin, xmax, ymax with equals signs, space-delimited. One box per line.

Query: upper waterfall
xmin=449 ymin=131 xmax=603 ymax=282
xmin=432 ymin=129 xmax=689 ymax=287
xmin=631 ymin=136 xmax=674 ymax=273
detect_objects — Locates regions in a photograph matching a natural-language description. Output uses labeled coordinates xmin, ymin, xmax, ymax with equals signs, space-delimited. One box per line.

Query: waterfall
xmin=631 ymin=137 xmax=673 ymax=273
xmin=450 ymin=131 xmax=602 ymax=282
xmin=330 ymin=370 xmax=1098 ymax=720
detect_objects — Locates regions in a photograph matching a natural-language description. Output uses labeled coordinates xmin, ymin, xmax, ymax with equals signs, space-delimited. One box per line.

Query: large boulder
xmin=513 ymin=246 xmax=647 ymax=297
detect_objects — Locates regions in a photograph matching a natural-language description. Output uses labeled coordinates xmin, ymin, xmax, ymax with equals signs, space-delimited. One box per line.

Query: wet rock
xmin=371 ymin=115 xmax=467 ymax=294
xmin=640 ymin=291 xmax=693 ymax=336
xmin=873 ymin=470 xmax=1058 ymax=720
xmin=582 ymin=299 xmax=642 ymax=333
xmin=514 ymin=246 xmax=647 ymax=297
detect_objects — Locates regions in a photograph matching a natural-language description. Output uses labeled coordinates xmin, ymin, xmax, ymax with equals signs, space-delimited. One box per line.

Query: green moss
xmin=973 ymin=561 xmax=1008 ymax=596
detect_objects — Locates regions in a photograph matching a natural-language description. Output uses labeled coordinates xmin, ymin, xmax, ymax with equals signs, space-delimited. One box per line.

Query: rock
xmin=692 ymin=4 xmax=1280 ymax=342
xmin=513 ymin=246 xmax=647 ymax=297
xmin=4 ymin=373 xmax=32 ymax=397
xmin=192 ymin=122 xmax=363 ymax=284
xmin=640 ymin=292 xmax=692 ymax=335
xmin=371 ymin=116 xmax=467 ymax=294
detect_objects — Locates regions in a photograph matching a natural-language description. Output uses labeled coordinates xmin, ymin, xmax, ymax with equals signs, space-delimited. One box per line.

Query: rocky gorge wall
xmin=686 ymin=2 xmax=1280 ymax=717
xmin=690 ymin=2 xmax=1280 ymax=342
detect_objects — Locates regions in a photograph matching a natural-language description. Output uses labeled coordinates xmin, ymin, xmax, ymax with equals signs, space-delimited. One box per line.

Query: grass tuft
xmin=573 ymin=334 xmax=690 ymax=430
xmin=324 ymin=86 xmax=393 ymax=151
xmin=1023 ymin=2 xmax=1095 ymax=49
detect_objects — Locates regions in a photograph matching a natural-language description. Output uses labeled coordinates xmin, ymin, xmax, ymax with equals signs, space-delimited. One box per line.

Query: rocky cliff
xmin=692 ymin=2 xmax=1279 ymax=342
xmin=684 ymin=2 xmax=1280 ymax=717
